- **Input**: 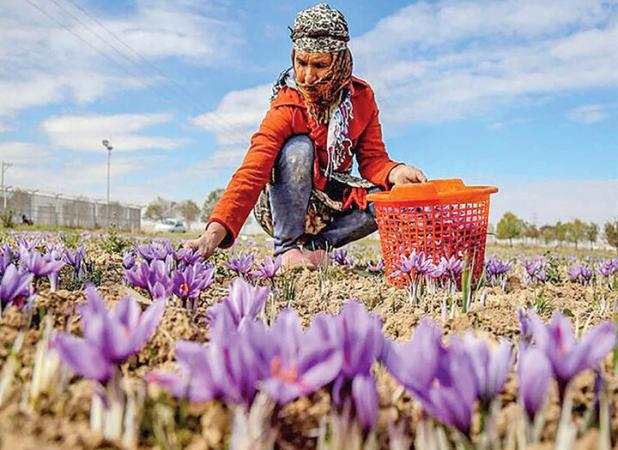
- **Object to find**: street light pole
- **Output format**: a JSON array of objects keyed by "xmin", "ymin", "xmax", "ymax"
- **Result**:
[
  {"xmin": 102, "ymin": 140, "xmax": 113, "ymax": 227},
  {"xmin": 1, "ymin": 161, "xmax": 13, "ymax": 211}
]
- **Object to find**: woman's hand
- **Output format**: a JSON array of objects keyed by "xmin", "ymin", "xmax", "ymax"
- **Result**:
[
  {"xmin": 388, "ymin": 164, "xmax": 427, "ymax": 185},
  {"xmin": 183, "ymin": 222, "xmax": 228, "ymax": 258}
]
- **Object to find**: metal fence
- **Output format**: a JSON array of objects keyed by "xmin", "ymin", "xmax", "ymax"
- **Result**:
[{"xmin": 0, "ymin": 188, "xmax": 141, "ymax": 231}]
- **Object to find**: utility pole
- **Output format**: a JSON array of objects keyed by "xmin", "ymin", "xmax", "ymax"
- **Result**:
[
  {"xmin": 1, "ymin": 161, "xmax": 13, "ymax": 211},
  {"xmin": 102, "ymin": 140, "xmax": 113, "ymax": 227}
]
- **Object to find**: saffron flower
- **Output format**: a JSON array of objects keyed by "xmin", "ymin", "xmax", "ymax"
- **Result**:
[
  {"xmin": 527, "ymin": 311, "xmax": 616, "ymax": 400},
  {"xmin": 382, "ymin": 319, "xmax": 444, "ymax": 395},
  {"xmin": 20, "ymin": 248, "xmax": 65, "ymax": 278},
  {"xmin": 332, "ymin": 249, "xmax": 355, "ymax": 267},
  {"xmin": 461, "ymin": 333, "xmax": 512, "ymax": 406},
  {"xmin": 254, "ymin": 255, "xmax": 282, "ymax": 280},
  {"xmin": 0, "ymin": 243, "xmax": 16, "ymax": 274},
  {"xmin": 124, "ymin": 259, "xmax": 173, "ymax": 300},
  {"xmin": 55, "ymin": 284, "xmax": 165, "ymax": 383},
  {"xmin": 135, "ymin": 241, "xmax": 174, "ymax": 262},
  {"xmin": 366, "ymin": 259, "xmax": 385, "ymax": 273},
  {"xmin": 65, "ymin": 245, "xmax": 86, "ymax": 280},
  {"xmin": 174, "ymin": 247, "xmax": 202, "ymax": 268},
  {"xmin": 206, "ymin": 277, "xmax": 269, "ymax": 329},
  {"xmin": 485, "ymin": 256, "xmax": 511, "ymax": 290},
  {"xmin": 0, "ymin": 264, "xmax": 33, "ymax": 310},
  {"xmin": 518, "ymin": 345, "xmax": 552, "ymax": 421},
  {"xmin": 151, "ymin": 317, "xmax": 269, "ymax": 406},
  {"xmin": 225, "ymin": 253, "xmax": 255, "ymax": 277},
  {"xmin": 147, "ymin": 340, "xmax": 218, "ymax": 403},
  {"xmin": 524, "ymin": 257, "xmax": 547, "ymax": 284},
  {"xmin": 172, "ymin": 264, "xmax": 215, "ymax": 308},
  {"xmin": 330, "ymin": 301, "xmax": 383, "ymax": 429},
  {"xmin": 420, "ymin": 338, "xmax": 478, "ymax": 436},
  {"xmin": 256, "ymin": 309, "xmax": 343, "ymax": 405},
  {"xmin": 121, "ymin": 251, "xmax": 136, "ymax": 271}
]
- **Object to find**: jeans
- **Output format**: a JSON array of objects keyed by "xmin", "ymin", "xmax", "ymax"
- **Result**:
[{"xmin": 270, "ymin": 135, "xmax": 379, "ymax": 256}]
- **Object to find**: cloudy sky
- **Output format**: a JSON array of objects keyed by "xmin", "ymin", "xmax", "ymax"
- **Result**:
[{"xmin": 0, "ymin": 0, "xmax": 617, "ymax": 225}]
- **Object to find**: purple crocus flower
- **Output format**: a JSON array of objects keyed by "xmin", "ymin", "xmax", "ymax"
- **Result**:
[
  {"xmin": 330, "ymin": 301, "xmax": 383, "ymax": 428},
  {"xmin": 0, "ymin": 264, "xmax": 33, "ymax": 309},
  {"xmin": 444, "ymin": 255, "xmax": 464, "ymax": 282},
  {"xmin": 485, "ymin": 256, "xmax": 511, "ymax": 289},
  {"xmin": 122, "ymin": 251, "xmax": 136, "ymax": 271},
  {"xmin": 125, "ymin": 259, "xmax": 173, "ymax": 300},
  {"xmin": 461, "ymin": 334, "xmax": 512, "ymax": 406},
  {"xmin": 225, "ymin": 253, "xmax": 255, "ymax": 277},
  {"xmin": 0, "ymin": 243, "xmax": 15, "ymax": 275},
  {"xmin": 527, "ymin": 311, "xmax": 617, "ymax": 401},
  {"xmin": 254, "ymin": 256, "xmax": 282, "ymax": 280},
  {"xmin": 598, "ymin": 259, "xmax": 618, "ymax": 278},
  {"xmin": 151, "ymin": 316, "xmax": 268, "ymax": 406},
  {"xmin": 384, "ymin": 321, "xmax": 479, "ymax": 435},
  {"xmin": 55, "ymin": 284, "xmax": 165, "ymax": 383},
  {"xmin": 421, "ymin": 338, "xmax": 478, "ymax": 436},
  {"xmin": 20, "ymin": 248, "xmax": 65, "ymax": 278},
  {"xmin": 524, "ymin": 257, "xmax": 547, "ymax": 284},
  {"xmin": 256, "ymin": 309, "xmax": 343, "ymax": 405},
  {"xmin": 332, "ymin": 249, "xmax": 355, "ymax": 267},
  {"xmin": 206, "ymin": 277, "xmax": 269, "ymax": 329},
  {"xmin": 135, "ymin": 242, "xmax": 174, "ymax": 262},
  {"xmin": 580, "ymin": 266, "xmax": 593, "ymax": 283},
  {"xmin": 65, "ymin": 245, "xmax": 86, "ymax": 279},
  {"xmin": 174, "ymin": 247, "xmax": 202, "ymax": 268},
  {"xmin": 366, "ymin": 259, "xmax": 385, "ymax": 273},
  {"xmin": 567, "ymin": 264, "xmax": 582, "ymax": 282},
  {"xmin": 518, "ymin": 345, "xmax": 552, "ymax": 421},
  {"xmin": 147, "ymin": 340, "xmax": 218, "ymax": 402},
  {"xmin": 382, "ymin": 319, "xmax": 444, "ymax": 395},
  {"xmin": 172, "ymin": 264, "xmax": 215, "ymax": 306}
]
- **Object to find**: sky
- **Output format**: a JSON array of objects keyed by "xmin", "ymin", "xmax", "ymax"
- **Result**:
[{"xmin": 0, "ymin": 0, "xmax": 617, "ymax": 225}]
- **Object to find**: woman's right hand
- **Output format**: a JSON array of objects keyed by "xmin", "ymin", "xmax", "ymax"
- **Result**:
[{"xmin": 184, "ymin": 222, "xmax": 228, "ymax": 258}]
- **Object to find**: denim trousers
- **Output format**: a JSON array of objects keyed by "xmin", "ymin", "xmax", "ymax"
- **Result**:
[{"xmin": 269, "ymin": 134, "xmax": 379, "ymax": 256}]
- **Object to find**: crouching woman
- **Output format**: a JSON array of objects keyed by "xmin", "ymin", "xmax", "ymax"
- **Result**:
[{"xmin": 186, "ymin": 3, "xmax": 426, "ymax": 269}]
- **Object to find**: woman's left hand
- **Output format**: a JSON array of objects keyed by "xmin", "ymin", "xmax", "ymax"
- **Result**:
[{"xmin": 388, "ymin": 164, "xmax": 427, "ymax": 185}]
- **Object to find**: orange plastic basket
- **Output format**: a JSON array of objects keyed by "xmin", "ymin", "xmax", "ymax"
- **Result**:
[{"xmin": 367, "ymin": 179, "xmax": 498, "ymax": 286}]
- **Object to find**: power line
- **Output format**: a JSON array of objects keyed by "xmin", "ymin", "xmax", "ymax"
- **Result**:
[
  {"xmin": 49, "ymin": 0, "xmax": 244, "ymax": 142},
  {"xmin": 24, "ymin": 0, "xmax": 249, "ymax": 145}
]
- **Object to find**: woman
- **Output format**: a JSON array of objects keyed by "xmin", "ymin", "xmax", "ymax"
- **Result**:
[{"xmin": 186, "ymin": 3, "xmax": 426, "ymax": 269}]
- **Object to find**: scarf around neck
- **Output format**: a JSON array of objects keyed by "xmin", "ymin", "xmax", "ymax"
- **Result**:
[{"xmin": 271, "ymin": 64, "xmax": 354, "ymax": 179}]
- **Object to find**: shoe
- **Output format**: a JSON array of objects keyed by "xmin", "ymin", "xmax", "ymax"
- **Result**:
[
  {"xmin": 306, "ymin": 249, "xmax": 328, "ymax": 268},
  {"xmin": 281, "ymin": 249, "xmax": 316, "ymax": 270}
]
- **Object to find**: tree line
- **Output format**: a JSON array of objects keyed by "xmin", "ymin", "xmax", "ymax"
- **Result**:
[
  {"xmin": 495, "ymin": 211, "xmax": 618, "ymax": 251},
  {"xmin": 142, "ymin": 189, "xmax": 224, "ymax": 232}
]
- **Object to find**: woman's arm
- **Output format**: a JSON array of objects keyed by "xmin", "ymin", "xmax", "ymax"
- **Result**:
[{"xmin": 185, "ymin": 105, "xmax": 295, "ymax": 257}]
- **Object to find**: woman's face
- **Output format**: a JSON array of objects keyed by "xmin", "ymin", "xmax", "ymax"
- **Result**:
[{"xmin": 294, "ymin": 51, "xmax": 333, "ymax": 88}]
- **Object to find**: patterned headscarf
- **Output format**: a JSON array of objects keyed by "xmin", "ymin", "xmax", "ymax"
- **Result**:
[{"xmin": 290, "ymin": 3, "xmax": 349, "ymax": 53}]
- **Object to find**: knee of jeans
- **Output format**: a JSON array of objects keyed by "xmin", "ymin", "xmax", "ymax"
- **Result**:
[{"xmin": 279, "ymin": 135, "xmax": 314, "ymax": 180}]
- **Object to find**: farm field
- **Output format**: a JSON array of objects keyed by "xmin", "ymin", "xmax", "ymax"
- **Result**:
[{"xmin": 0, "ymin": 229, "xmax": 617, "ymax": 450}]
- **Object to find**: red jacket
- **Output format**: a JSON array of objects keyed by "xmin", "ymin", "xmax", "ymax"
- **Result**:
[{"xmin": 209, "ymin": 76, "xmax": 400, "ymax": 247}]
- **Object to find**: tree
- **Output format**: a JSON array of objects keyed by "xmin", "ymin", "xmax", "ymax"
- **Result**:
[
  {"xmin": 605, "ymin": 221, "xmax": 618, "ymax": 253},
  {"xmin": 565, "ymin": 219, "xmax": 586, "ymax": 249},
  {"xmin": 585, "ymin": 222, "xmax": 599, "ymax": 250},
  {"xmin": 201, "ymin": 188, "xmax": 225, "ymax": 223},
  {"xmin": 495, "ymin": 212, "xmax": 523, "ymax": 247},
  {"xmin": 540, "ymin": 225, "xmax": 555, "ymax": 246},
  {"xmin": 177, "ymin": 200, "xmax": 200, "ymax": 232},
  {"xmin": 143, "ymin": 197, "xmax": 175, "ymax": 222},
  {"xmin": 522, "ymin": 222, "xmax": 540, "ymax": 244},
  {"xmin": 554, "ymin": 221, "xmax": 567, "ymax": 246}
]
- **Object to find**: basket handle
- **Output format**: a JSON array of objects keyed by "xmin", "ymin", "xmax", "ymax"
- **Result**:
[{"xmin": 387, "ymin": 178, "xmax": 465, "ymax": 201}]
